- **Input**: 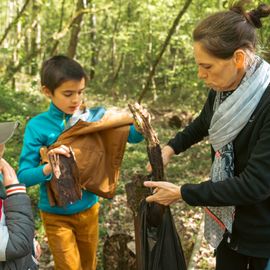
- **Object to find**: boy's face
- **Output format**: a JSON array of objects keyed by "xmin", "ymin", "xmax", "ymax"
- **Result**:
[{"xmin": 44, "ymin": 78, "xmax": 85, "ymax": 115}]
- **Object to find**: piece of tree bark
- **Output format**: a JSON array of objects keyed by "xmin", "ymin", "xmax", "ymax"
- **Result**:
[
  {"xmin": 126, "ymin": 103, "xmax": 166, "ymax": 269},
  {"xmin": 47, "ymin": 150, "xmax": 82, "ymax": 207},
  {"xmin": 128, "ymin": 103, "xmax": 164, "ymax": 181}
]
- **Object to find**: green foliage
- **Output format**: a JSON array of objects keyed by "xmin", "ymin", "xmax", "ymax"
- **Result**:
[
  {"xmin": 1, "ymin": 1, "xmax": 269, "ymax": 268},
  {"xmin": 0, "ymin": 81, "xmax": 47, "ymax": 168},
  {"xmin": 1, "ymin": 0, "xmax": 269, "ymax": 107}
]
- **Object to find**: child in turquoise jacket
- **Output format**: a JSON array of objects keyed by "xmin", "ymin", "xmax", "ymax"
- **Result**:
[{"xmin": 18, "ymin": 55, "xmax": 143, "ymax": 270}]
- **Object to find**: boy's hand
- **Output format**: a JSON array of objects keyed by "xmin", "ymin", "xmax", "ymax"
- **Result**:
[
  {"xmin": 0, "ymin": 158, "xmax": 19, "ymax": 187},
  {"xmin": 146, "ymin": 145, "xmax": 175, "ymax": 172},
  {"xmin": 48, "ymin": 145, "xmax": 71, "ymax": 158},
  {"xmin": 43, "ymin": 145, "xmax": 71, "ymax": 176}
]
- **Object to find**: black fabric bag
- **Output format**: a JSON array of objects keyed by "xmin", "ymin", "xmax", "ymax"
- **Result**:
[{"xmin": 140, "ymin": 200, "xmax": 187, "ymax": 270}]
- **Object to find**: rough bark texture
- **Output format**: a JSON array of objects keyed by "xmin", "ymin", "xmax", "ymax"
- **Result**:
[
  {"xmin": 125, "ymin": 103, "xmax": 166, "ymax": 269},
  {"xmin": 126, "ymin": 104, "xmax": 165, "ymax": 215},
  {"xmin": 47, "ymin": 151, "xmax": 82, "ymax": 207},
  {"xmin": 103, "ymin": 103, "xmax": 174, "ymax": 269}
]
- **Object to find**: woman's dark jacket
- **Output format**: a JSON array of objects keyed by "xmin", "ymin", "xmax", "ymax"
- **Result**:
[{"xmin": 168, "ymin": 85, "xmax": 270, "ymax": 258}]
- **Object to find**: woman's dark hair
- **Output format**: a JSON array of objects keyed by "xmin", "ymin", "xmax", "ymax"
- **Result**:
[
  {"xmin": 193, "ymin": 1, "xmax": 270, "ymax": 59},
  {"xmin": 40, "ymin": 55, "xmax": 87, "ymax": 94}
]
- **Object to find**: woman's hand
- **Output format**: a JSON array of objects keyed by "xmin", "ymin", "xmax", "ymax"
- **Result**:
[
  {"xmin": 146, "ymin": 145, "xmax": 175, "ymax": 172},
  {"xmin": 144, "ymin": 181, "xmax": 181, "ymax": 206},
  {"xmin": 0, "ymin": 158, "xmax": 19, "ymax": 187},
  {"xmin": 43, "ymin": 145, "xmax": 71, "ymax": 176}
]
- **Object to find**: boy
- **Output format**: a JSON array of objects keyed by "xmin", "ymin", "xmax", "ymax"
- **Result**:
[
  {"xmin": 18, "ymin": 55, "xmax": 143, "ymax": 270},
  {"xmin": 0, "ymin": 122, "xmax": 38, "ymax": 269}
]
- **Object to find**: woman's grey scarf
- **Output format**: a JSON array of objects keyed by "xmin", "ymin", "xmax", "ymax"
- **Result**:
[{"xmin": 204, "ymin": 57, "xmax": 270, "ymax": 249}]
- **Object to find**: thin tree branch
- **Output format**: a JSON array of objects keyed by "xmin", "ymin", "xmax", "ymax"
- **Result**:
[
  {"xmin": 0, "ymin": 0, "xmax": 31, "ymax": 46},
  {"xmin": 50, "ymin": 0, "xmax": 66, "ymax": 55},
  {"xmin": 2, "ymin": 4, "xmax": 112, "ymax": 84},
  {"xmin": 138, "ymin": 0, "xmax": 192, "ymax": 103},
  {"xmin": 67, "ymin": 0, "xmax": 85, "ymax": 58},
  {"xmin": 52, "ymin": 5, "xmax": 111, "ymax": 41}
]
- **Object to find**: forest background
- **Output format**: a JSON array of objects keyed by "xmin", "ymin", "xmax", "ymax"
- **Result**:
[{"xmin": 0, "ymin": 0, "xmax": 269, "ymax": 269}]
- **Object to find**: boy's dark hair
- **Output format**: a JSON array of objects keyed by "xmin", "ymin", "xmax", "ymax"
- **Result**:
[{"xmin": 40, "ymin": 55, "xmax": 87, "ymax": 94}]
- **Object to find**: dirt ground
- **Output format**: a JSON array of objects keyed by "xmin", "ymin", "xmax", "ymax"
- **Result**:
[{"xmin": 38, "ymin": 194, "xmax": 215, "ymax": 270}]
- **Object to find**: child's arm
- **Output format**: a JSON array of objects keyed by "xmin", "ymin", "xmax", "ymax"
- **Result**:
[
  {"xmin": 18, "ymin": 123, "xmax": 71, "ymax": 186},
  {"xmin": 18, "ymin": 123, "xmax": 52, "ymax": 187},
  {"xmin": 127, "ymin": 125, "xmax": 144, "ymax": 143}
]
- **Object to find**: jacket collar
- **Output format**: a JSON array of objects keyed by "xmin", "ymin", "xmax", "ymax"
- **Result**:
[{"xmin": 48, "ymin": 102, "xmax": 72, "ymax": 121}]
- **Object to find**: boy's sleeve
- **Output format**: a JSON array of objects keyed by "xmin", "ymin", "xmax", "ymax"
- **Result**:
[
  {"xmin": 127, "ymin": 125, "xmax": 144, "ymax": 143},
  {"xmin": 0, "ymin": 184, "xmax": 34, "ymax": 261},
  {"xmin": 18, "ymin": 122, "xmax": 51, "ymax": 187}
]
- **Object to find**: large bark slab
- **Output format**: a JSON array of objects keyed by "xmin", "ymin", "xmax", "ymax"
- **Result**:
[
  {"xmin": 126, "ymin": 103, "xmax": 166, "ymax": 269},
  {"xmin": 47, "ymin": 150, "xmax": 82, "ymax": 207}
]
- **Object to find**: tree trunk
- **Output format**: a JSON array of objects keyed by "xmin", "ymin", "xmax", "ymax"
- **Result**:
[
  {"xmin": 105, "ymin": 1, "xmax": 122, "ymax": 96},
  {"xmin": 30, "ymin": 0, "xmax": 41, "ymax": 75},
  {"xmin": 67, "ymin": 0, "xmax": 85, "ymax": 58},
  {"xmin": 50, "ymin": 0, "xmax": 66, "ymax": 55},
  {"xmin": 89, "ymin": 0, "xmax": 97, "ymax": 80},
  {"xmin": 138, "ymin": 0, "xmax": 193, "ymax": 103},
  {"xmin": 2, "ymin": 9, "xmax": 84, "ymax": 83},
  {"xmin": 2, "ymin": 4, "xmax": 109, "ymax": 83},
  {"xmin": 0, "ymin": 0, "xmax": 31, "ymax": 46}
]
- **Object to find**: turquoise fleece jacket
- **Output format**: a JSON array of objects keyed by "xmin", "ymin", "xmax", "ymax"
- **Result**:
[{"xmin": 18, "ymin": 102, "xmax": 143, "ymax": 215}]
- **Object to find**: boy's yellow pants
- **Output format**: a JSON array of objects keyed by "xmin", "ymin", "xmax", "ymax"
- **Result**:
[{"xmin": 41, "ymin": 203, "xmax": 99, "ymax": 270}]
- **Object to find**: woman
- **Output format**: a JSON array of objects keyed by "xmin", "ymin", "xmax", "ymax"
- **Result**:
[{"xmin": 144, "ymin": 2, "xmax": 270, "ymax": 270}]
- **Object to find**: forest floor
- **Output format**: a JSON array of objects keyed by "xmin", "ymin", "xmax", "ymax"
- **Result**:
[{"xmin": 33, "ymin": 105, "xmax": 216, "ymax": 270}]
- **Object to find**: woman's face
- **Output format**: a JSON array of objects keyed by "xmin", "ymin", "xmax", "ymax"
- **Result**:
[{"xmin": 193, "ymin": 42, "xmax": 245, "ymax": 92}]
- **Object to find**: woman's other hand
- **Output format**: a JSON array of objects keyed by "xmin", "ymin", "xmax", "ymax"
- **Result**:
[{"xmin": 144, "ymin": 181, "xmax": 181, "ymax": 206}]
